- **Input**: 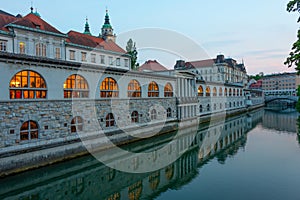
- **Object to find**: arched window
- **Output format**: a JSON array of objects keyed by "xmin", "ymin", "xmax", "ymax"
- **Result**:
[
  {"xmin": 149, "ymin": 171, "xmax": 160, "ymax": 191},
  {"xmin": 198, "ymin": 86, "xmax": 204, "ymax": 96},
  {"xmin": 36, "ymin": 43, "xmax": 46, "ymax": 57},
  {"xmin": 199, "ymin": 105, "xmax": 203, "ymax": 113},
  {"xmin": 225, "ymin": 88, "xmax": 228, "ymax": 97},
  {"xmin": 213, "ymin": 87, "xmax": 217, "ymax": 97},
  {"xmin": 10, "ymin": 70, "xmax": 47, "ymax": 99},
  {"xmin": 71, "ymin": 116, "xmax": 84, "ymax": 133},
  {"xmin": 148, "ymin": 81, "xmax": 159, "ymax": 97},
  {"xmin": 106, "ymin": 113, "xmax": 115, "ymax": 127},
  {"xmin": 164, "ymin": 83, "xmax": 173, "ymax": 97},
  {"xmin": 237, "ymin": 89, "xmax": 240, "ymax": 97},
  {"xmin": 131, "ymin": 111, "xmax": 139, "ymax": 123},
  {"xmin": 240, "ymin": 90, "xmax": 243, "ymax": 96},
  {"xmin": 207, "ymin": 104, "xmax": 210, "ymax": 112},
  {"xmin": 20, "ymin": 121, "xmax": 38, "ymax": 141},
  {"xmin": 233, "ymin": 89, "xmax": 236, "ymax": 96},
  {"xmin": 219, "ymin": 88, "xmax": 223, "ymax": 96},
  {"xmin": 151, "ymin": 109, "xmax": 157, "ymax": 120},
  {"xmin": 229, "ymin": 88, "xmax": 232, "ymax": 96},
  {"xmin": 165, "ymin": 164, "xmax": 174, "ymax": 180},
  {"xmin": 128, "ymin": 181, "xmax": 143, "ymax": 200},
  {"xmin": 128, "ymin": 80, "xmax": 141, "ymax": 98},
  {"xmin": 206, "ymin": 86, "xmax": 211, "ymax": 97},
  {"xmin": 64, "ymin": 75, "xmax": 89, "ymax": 98},
  {"xmin": 100, "ymin": 77, "xmax": 119, "ymax": 98},
  {"xmin": 214, "ymin": 104, "xmax": 217, "ymax": 110},
  {"xmin": 167, "ymin": 108, "xmax": 172, "ymax": 118}
]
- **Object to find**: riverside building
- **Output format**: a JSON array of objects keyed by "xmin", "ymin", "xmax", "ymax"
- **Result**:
[{"xmin": 0, "ymin": 7, "xmax": 261, "ymax": 176}]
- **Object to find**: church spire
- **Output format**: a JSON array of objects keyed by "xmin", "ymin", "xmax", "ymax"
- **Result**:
[
  {"xmin": 83, "ymin": 17, "xmax": 92, "ymax": 35},
  {"xmin": 101, "ymin": 9, "xmax": 116, "ymax": 42},
  {"xmin": 103, "ymin": 9, "xmax": 112, "ymax": 29}
]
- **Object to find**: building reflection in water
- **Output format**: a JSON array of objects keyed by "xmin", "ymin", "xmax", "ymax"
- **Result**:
[
  {"xmin": 0, "ymin": 109, "xmax": 264, "ymax": 200},
  {"xmin": 262, "ymin": 109, "xmax": 299, "ymax": 133}
]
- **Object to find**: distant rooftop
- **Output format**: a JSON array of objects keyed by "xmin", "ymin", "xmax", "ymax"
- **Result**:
[{"xmin": 138, "ymin": 60, "xmax": 168, "ymax": 72}]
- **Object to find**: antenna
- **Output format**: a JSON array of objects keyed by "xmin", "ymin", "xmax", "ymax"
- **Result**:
[{"xmin": 30, "ymin": 1, "xmax": 34, "ymax": 13}]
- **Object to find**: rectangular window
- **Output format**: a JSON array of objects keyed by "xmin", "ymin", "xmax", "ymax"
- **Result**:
[
  {"xmin": 100, "ymin": 55, "xmax": 105, "ymax": 64},
  {"xmin": 55, "ymin": 47, "xmax": 61, "ymax": 59},
  {"xmin": 124, "ymin": 59, "xmax": 129, "ymax": 68},
  {"xmin": 0, "ymin": 40, "xmax": 7, "ymax": 52},
  {"xmin": 81, "ymin": 52, "xmax": 87, "ymax": 62},
  {"xmin": 109, "ymin": 56, "xmax": 113, "ymax": 65},
  {"xmin": 70, "ymin": 50, "xmax": 75, "ymax": 60},
  {"xmin": 19, "ymin": 42, "xmax": 25, "ymax": 54},
  {"xmin": 36, "ymin": 43, "xmax": 46, "ymax": 57},
  {"xmin": 91, "ymin": 54, "xmax": 96, "ymax": 63},
  {"xmin": 116, "ymin": 58, "xmax": 121, "ymax": 66}
]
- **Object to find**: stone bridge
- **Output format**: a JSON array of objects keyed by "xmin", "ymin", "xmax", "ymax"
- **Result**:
[{"xmin": 265, "ymin": 95, "xmax": 299, "ymax": 103}]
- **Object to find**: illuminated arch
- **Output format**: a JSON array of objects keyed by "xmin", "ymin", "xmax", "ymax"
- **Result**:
[
  {"xmin": 100, "ymin": 77, "xmax": 119, "ymax": 98},
  {"xmin": 64, "ymin": 74, "xmax": 89, "ymax": 98},
  {"xmin": 148, "ymin": 81, "xmax": 159, "ymax": 97},
  {"xmin": 10, "ymin": 70, "xmax": 47, "ymax": 99},
  {"xmin": 128, "ymin": 79, "xmax": 141, "ymax": 98}
]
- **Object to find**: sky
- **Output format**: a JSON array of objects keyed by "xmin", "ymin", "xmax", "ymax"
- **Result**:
[{"xmin": 2, "ymin": 0, "xmax": 299, "ymax": 75}]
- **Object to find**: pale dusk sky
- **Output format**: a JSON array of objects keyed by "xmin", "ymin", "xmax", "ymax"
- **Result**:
[{"xmin": 2, "ymin": 0, "xmax": 299, "ymax": 75}]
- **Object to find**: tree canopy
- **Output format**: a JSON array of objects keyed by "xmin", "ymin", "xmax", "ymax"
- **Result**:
[{"xmin": 285, "ymin": 0, "xmax": 300, "ymax": 73}]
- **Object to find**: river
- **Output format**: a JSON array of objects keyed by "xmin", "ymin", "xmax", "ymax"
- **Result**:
[{"xmin": 0, "ymin": 108, "xmax": 300, "ymax": 200}]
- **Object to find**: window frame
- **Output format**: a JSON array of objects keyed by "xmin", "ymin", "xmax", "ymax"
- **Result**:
[
  {"xmin": 9, "ymin": 70, "xmax": 47, "ymax": 99},
  {"xmin": 63, "ymin": 74, "xmax": 89, "ymax": 99},
  {"xmin": 148, "ymin": 81, "xmax": 159, "ymax": 97},
  {"xmin": 100, "ymin": 77, "xmax": 119, "ymax": 98},
  {"xmin": 20, "ymin": 120, "xmax": 39, "ymax": 141}
]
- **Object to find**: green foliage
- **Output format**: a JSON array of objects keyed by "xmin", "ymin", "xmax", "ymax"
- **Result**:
[
  {"xmin": 126, "ymin": 39, "xmax": 139, "ymax": 70},
  {"xmin": 249, "ymin": 74, "xmax": 263, "ymax": 81},
  {"xmin": 296, "ymin": 85, "xmax": 300, "ymax": 112},
  {"xmin": 285, "ymin": 0, "xmax": 300, "ymax": 73}
]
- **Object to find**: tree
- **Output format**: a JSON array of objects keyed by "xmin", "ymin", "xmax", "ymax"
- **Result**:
[
  {"xmin": 285, "ymin": 0, "xmax": 300, "ymax": 73},
  {"xmin": 296, "ymin": 85, "xmax": 300, "ymax": 112},
  {"xmin": 249, "ymin": 74, "xmax": 263, "ymax": 81},
  {"xmin": 126, "ymin": 39, "xmax": 139, "ymax": 70}
]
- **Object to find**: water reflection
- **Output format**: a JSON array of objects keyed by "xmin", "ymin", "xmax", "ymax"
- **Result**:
[
  {"xmin": 262, "ymin": 109, "xmax": 299, "ymax": 133},
  {"xmin": 0, "ymin": 109, "xmax": 264, "ymax": 200}
]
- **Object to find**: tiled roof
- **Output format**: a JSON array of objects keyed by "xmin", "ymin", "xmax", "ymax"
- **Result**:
[
  {"xmin": 189, "ymin": 59, "xmax": 215, "ymax": 68},
  {"xmin": 9, "ymin": 13, "xmax": 63, "ymax": 34},
  {"xmin": 67, "ymin": 31, "xmax": 126, "ymax": 53},
  {"xmin": 0, "ymin": 11, "xmax": 17, "ymax": 32},
  {"xmin": 138, "ymin": 60, "xmax": 168, "ymax": 72},
  {"xmin": 249, "ymin": 80, "xmax": 262, "ymax": 89}
]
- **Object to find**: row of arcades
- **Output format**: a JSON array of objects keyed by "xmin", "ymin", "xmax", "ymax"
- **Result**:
[
  {"xmin": 8, "ymin": 70, "xmax": 174, "ymax": 99},
  {"xmin": 8, "ymin": 70, "xmax": 245, "ymax": 100}
]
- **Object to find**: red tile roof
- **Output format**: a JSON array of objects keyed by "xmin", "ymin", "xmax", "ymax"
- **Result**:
[
  {"xmin": 10, "ymin": 13, "xmax": 63, "ymax": 34},
  {"xmin": 67, "ymin": 31, "xmax": 126, "ymax": 53},
  {"xmin": 189, "ymin": 59, "xmax": 215, "ymax": 68},
  {"xmin": 0, "ymin": 12, "xmax": 17, "ymax": 32},
  {"xmin": 138, "ymin": 60, "xmax": 168, "ymax": 72},
  {"xmin": 249, "ymin": 80, "xmax": 262, "ymax": 89}
]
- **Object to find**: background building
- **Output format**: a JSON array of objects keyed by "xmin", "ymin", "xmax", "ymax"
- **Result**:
[
  {"xmin": 189, "ymin": 54, "xmax": 247, "ymax": 85},
  {"xmin": 253, "ymin": 72, "xmax": 300, "ymax": 96}
]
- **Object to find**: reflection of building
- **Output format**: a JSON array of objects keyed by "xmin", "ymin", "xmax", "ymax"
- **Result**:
[
  {"xmin": 0, "ymin": 110, "xmax": 263, "ymax": 199},
  {"xmin": 262, "ymin": 110, "xmax": 299, "ymax": 133}
]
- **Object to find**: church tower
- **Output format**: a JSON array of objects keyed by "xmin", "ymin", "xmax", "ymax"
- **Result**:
[
  {"xmin": 83, "ymin": 17, "xmax": 92, "ymax": 35},
  {"xmin": 100, "ymin": 9, "xmax": 116, "ymax": 42}
]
